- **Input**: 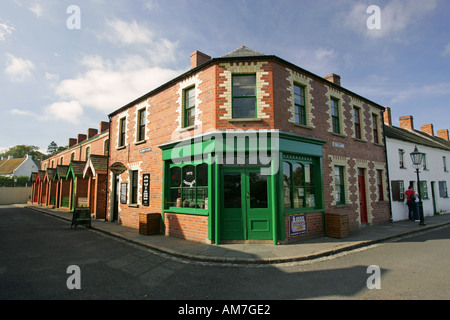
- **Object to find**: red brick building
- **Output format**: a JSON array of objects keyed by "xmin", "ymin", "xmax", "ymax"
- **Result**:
[
  {"xmin": 107, "ymin": 46, "xmax": 390, "ymax": 244},
  {"xmin": 32, "ymin": 121, "xmax": 109, "ymax": 219}
]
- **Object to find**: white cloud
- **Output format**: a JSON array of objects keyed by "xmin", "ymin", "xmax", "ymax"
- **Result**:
[
  {"xmin": 44, "ymin": 101, "xmax": 84, "ymax": 124},
  {"xmin": 291, "ymin": 47, "xmax": 339, "ymax": 77},
  {"xmin": 4, "ymin": 53, "xmax": 35, "ymax": 82},
  {"xmin": 104, "ymin": 19, "xmax": 153, "ymax": 46},
  {"xmin": 28, "ymin": 3, "xmax": 44, "ymax": 18},
  {"xmin": 45, "ymin": 72, "xmax": 59, "ymax": 81},
  {"xmin": 0, "ymin": 21, "xmax": 15, "ymax": 40},
  {"xmin": 10, "ymin": 109, "xmax": 36, "ymax": 117},
  {"xmin": 101, "ymin": 19, "xmax": 179, "ymax": 65},
  {"xmin": 53, "ymin": 54, "xmax": 182, "ymax": 116}
]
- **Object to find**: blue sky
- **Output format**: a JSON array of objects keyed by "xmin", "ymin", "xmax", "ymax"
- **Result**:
[{"xmin": 1, "ymin": 0, "xmax": 449, "ymax": 153}]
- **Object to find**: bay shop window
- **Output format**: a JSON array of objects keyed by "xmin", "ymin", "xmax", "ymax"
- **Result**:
[{"xmin": 167, "ymin": 163, "xmax": 209, "ymax": 210}]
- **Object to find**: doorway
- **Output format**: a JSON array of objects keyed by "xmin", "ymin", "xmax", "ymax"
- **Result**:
[
  {"xmin": 112, "ymin": 174, "xmax": 119, "ymax": 222},
  {"xmin": 358, "ymin": 168, "xmax": 368, "ymax": 224},
  {"xmin": 431, "ymin": 181, "xmax": 438, "ymax": 215},
  {"xmin": 221, "ymin": 167, "xmax": 272, "ymax": 240}
]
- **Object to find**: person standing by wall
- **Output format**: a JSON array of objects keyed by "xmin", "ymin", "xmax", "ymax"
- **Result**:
[{"xmin": 405, "ymin": 185, "xmax": 417, "ymax": 221}]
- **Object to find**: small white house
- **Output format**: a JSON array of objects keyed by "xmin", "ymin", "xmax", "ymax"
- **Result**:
[
  {"xmin": 384, "ymin": 111, "xmax": 450, "ymax": 221},
  {"xmin": 0, "ymin": 155, "xmax": 38, "ymax": 178}
]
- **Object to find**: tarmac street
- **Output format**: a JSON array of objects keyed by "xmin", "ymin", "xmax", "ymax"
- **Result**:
[
  {"xmin": 0, "ymin": 205, "xmax": 449, "ymax": 300},
  {"xmin": 21, "ymin": 204, "xmax": 450, "ymax": 265}
]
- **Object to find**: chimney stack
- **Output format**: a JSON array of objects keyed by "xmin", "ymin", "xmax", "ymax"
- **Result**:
[
  {"xmin": 99, "ymin": 121, "xmax": 110, "ymax": 133},
  {"xmin": 190, "ymin": 51, "xmax": 211, "ymax": 69},
  {"xmin": 68, "ymin": 138, "xmax": 77, "ymax": 147},
  {"xmin": 437, "ymin": 129, "xmax": 449, "ymax": 141},
  {"xmin": 324, "ymin": 73, "xmax": 341, "ymax": 86},
  {"xmin": 399, "ymin": 116, "xmax": 414, "ymax": 131},
  {"xmin": 87, "ymin": 128, "xmax": 98, "ymax": 139},
  {"xmin": 77, "ymin": 134, "xmax": 87, "ymax": 144},
  {"xmin": 383, "ymin": 107, "xmax": 392, "ymax": 126},
  {"xmin": 421, "ymin": 124, "xmax": 434, "ymax": 136}
]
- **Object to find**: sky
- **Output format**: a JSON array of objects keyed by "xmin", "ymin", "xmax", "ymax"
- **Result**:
[{"xmin": 1, "ymin": 0, "xmax": 449, "ymax": 154}]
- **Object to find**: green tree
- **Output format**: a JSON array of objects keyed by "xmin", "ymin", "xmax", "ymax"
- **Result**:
[
  {"xmin": 47, "ymin": 141, "xmax": 58, "ymax": 155},
  {"xmin": 0, "ymin": 145, "xmax": 45, "ymax": 162}
]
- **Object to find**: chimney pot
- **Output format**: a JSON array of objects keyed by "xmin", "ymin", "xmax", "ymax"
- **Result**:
[
  {"xmin": 399, "ymin": 115, "xmax": 414, "ymax": 131},
  {"xmin": 437, "ymin": 129, "xmax": 449, "ymax": 141},
  {"xmin": 421, "ymin": 124, "xmax": 434, "ymax": 136},
  {"xmin": 77, "ymin": 134, "xmax": 87, "ymax": 144},
  {"xmin": 383, "ymin": 107, "xmax": 392, "ymax": 126},
  {"xmin": 87, "ymin": 128, "xmax": 98, "ymax": 139},
  {"xmin": 68, "ymin": 138, "xmax": 77, "ymax": 147},
  {"xmin": 324, "ymin": 73, "xmax": 341, "ymax": 86},
  {"xmin": 190, "ymin": 51, "xmax": 211, "ymax": 69},
  {"xmin": 99, "ymin": 121, "xmax": 110, "ymax": 133}
]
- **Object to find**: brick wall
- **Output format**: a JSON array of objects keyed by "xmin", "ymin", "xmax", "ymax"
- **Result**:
[{"xmin": 164, "ymin": 212, "xmax": 209, "ymax": 243}]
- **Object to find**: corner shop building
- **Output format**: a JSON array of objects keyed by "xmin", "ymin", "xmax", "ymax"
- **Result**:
[{"xmin": 107, "ymin": 47, "xmax": 390, "ymax": 245}]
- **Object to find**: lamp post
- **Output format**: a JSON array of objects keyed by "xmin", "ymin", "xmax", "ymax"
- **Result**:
[{"xmin": 410, "ymin": 146, "xmax": 426, "ymax": 226}]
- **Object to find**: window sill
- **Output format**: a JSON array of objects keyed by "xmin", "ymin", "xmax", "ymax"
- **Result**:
[
  {"xmin": 165, "ymin": 207, "xmax": 209, "ymax": 216},
  {"xmin": 334, "ymin": 204, "xmax": 351, "ymax": 208},
  {"xmin": 128, "ymin": 204, "xmax": 139, "ymax": 208},
  {"xmin": 353, "ymin": 137, "xmax": 367, "ymax": 143},
  {"xmin": 116, "ymin": 145, "xmax": 126, "ymax": 151},
  {"xmin": 134, "ymin": 140, "xmax": 146, "ymax": 146},
  {"xmin": 177, "ymin": 125, "xmax": 197, "ymax": 133},
  {"xmin": 228, "ymin": 118, "xmax": 263, "ymax": 122},
  {"xmin": 330, "ymin": 132, "xmax": 346, "ymax": 138},
  {"xmin": 293, "ymin": 123, "xmax": 313, "ymax": 130},
  {"xmin": 374, "ymin": 142, "xmax": 384, "ymax": 147}
]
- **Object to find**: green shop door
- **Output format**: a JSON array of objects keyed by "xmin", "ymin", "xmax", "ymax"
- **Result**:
[{"xmin": 221, "ymin": 168, "xmax": 272, "ymax": 240}]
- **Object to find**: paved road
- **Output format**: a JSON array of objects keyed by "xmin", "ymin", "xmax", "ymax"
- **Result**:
[{"xmin": 1, "ymin": 206, "xmax": 449, "ymax": 301}]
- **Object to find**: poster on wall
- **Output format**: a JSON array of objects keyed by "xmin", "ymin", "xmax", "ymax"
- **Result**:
[
  {"xmin": 142, "ymin": 174, "xmax": 150, "ymax": 206},
  {"xmin": 290, "ymin": 214, "xmax": 307, "ymax": 237},
  {"xmin": 120, "ymin": 183, "xmax": 127, "ymax": 204}
]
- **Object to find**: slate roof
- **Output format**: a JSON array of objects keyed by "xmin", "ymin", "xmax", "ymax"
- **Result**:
[
  {"xmin": 89, "ymin": 155, "xmax": 108, "ymax": 172},
  {"xmin": 385, "ymin": 125, "xmax": 450, "ymax": 151},
  {"xmin": 67, "ymin": 161, "xmax": 87, "ymax": 178},
  {"xmin": 220, "ymin": 46, "xmax": 266, "ymax": 58},
  {"xmin": 55, "ymin": 165, "xmax": 69, "ymax": 179},
  {"xmin": 45, "ymin": 168, "xmax": 57, "ymax": 181},
  {"xmin": 83, "ymin": 155, "xmax": 108, "ymax": 177}
]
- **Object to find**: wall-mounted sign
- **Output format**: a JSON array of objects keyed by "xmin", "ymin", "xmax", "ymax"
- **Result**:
[
  {"xmin": 110, "ymin": 162, "xmax": 127, "ymax": 175},
  {"xmin": 139, "ymin": 147, "xmax": 152, "ymax": 154},
  {"xmin": 289, "ymin": 214, "xmax": 307, "ymax": 237},
  {"xmin": 142, "ymin": 174, "xmax": 150, "ymax": 206},
  {"xmin": 120, "ymin": 183, "xmax": 127, "ymax": 204},
  {"xmin": 333, "ymin": 142, "xmax": 345, "ymax": 149}
]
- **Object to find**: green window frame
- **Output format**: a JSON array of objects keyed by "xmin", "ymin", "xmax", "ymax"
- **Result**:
[
  {"xmin": 119, "ymin": 117, "xmax": 126, "ymax": 147},
  {"xmin": 232, "ymin": 74, "xmax": 256, "ymax": 118},
  {"xmin": 137, "ymin": 108, "xmax": 146, "ymax": 141},
  {"xmin": 354, "ymin": 107, "xmax": 361, "ymax": 139},
  {"xmin": 130, "ymin": 170, "xmax": 138, "ymax": 204},
  {"xmin": 419, "ymin": 181, "xmax": 429, "ymax": 199},
  {"xmin": 283, "ymin": 160, "xmax": 316, "ymax": 210},
  {"xmin": 439, "ymin": 181, "xmax": 448, "ymax": 198},
  {"xmin": 168, "ymin": 163, "xmax": 208, "ymax": 210},
  {"xmin": 372, "ymin": 114, "xmax": 379, "ymax": 144},
  {"xmin": 184, "ymin": 86, "xmax": 195, "ymax": 128},
  {"xmin": 334, "ymin": 166, "xmax": 345, "ymax": 204},
  {"xmin": 294, "ymin": 84, "xmax": 306, "ymax": 125},
  {"xmin": 331, "ymin": 98, "xmax": 340, "ymax": 134}
]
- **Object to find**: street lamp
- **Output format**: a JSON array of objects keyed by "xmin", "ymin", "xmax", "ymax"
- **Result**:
[{"xmin": 410, "ymin": 146, "xmax": 426, "ymax": 226}]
